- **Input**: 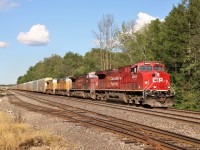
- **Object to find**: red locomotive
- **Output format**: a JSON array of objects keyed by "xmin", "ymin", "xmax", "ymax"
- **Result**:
[{"xmin": 70, "ymin": 62, "xmax": 174, "ymax": 107}]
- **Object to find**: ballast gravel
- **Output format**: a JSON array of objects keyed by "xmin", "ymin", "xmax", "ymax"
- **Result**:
[
  {"xmin": 0, "ymin": 92, "xmax": 145, "ymax": 150},
  {"xmin": 51, "ymin": 96, "xmax": 200, "ymax": 140}
]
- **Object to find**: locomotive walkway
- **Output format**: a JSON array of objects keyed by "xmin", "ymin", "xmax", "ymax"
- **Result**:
[{"xmin": 7, "ymin": 91, "xmax": 200, "ymax": 150}]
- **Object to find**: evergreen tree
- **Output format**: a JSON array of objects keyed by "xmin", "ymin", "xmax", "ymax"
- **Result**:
[
  {"xmin": 146, "ymin": 19, "xmax": 164, "ymax": 61},
  {"xmin": 184, "ymin": 0, "xmax": 200, "ymax": 89},
  {"xmin": 162, "ymin": 2, "xmax": 189, "ymax": 74}
]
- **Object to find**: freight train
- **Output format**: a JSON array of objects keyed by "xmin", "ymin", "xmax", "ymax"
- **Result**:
[{"xmin": 10, "ymin": 62, "xmax": 175, "ymax": 107}]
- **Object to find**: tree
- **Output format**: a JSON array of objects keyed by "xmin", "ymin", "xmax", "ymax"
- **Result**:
[
  {"xmin": 42, "ymin": 54, "xmax": 64, "ymax": 78},
  {"xmin": 160, "ymin": 0, "xmax": 200, "ymax": 110},
  {"xmin": 93, "ymin": 14, "xmax": 118, "ymax": 70},
  {"xmin": 162, "ymin": 3, "xmax": 189, "ymax": 74},
  {"xmin": 117, "ymin": 21, "xmax": 140, "ymax": 64},
  {"xmin": 83, "ymin": 48, "xmax": 102, "ymax": 72},
  {"xmin": 63, "ymin": 51, "xmax": 84, "ymax": 76},
  {"xmin": 184, "ymin": 0, "xmax": 200, "ymax": 88},
  {"xmin": 118, "ymin": 20, "xmax": 160, "ymax": 63},
  {"xmin": 145, "ymin": 19, "xmax": 164, "ymax": 61}
]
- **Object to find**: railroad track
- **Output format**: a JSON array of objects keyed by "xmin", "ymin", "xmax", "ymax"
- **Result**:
[
  {"xmin": 14, "ymin": 90, "xmax": 200, "ymax": 126},
  {"xmin": 7, "ymin": 91, "xmax": 200, "ymax": 150},
  {"xmin": 167, "ymin": 108, "xmax": 200, "ymax": 115}
]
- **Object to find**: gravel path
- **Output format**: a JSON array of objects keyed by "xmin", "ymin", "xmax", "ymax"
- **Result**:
[{"xmin": 0, "ymin": 92, "xmax": 145, "ymax": 150}]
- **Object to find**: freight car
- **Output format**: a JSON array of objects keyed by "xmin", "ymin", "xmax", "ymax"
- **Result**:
[
  {"xmin": 11, "ymin": 78, "xmax": 52, "ymax": 93},
  {"xmin": 10, "ymin": 62, "xmax": 175, "ymax": 107}
]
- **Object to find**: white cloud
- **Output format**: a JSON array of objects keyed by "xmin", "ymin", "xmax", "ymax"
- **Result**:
[
  {"xmin": 17, "ymin": 24, "xmax": 50, "ymax": 46},
  {"xmin": 0, "ymin": 0, "xmax": 18, "ymax": 11},
  {"xmin": 134, "ymin": 12, "xmax": 158, "ymax": 31},
  {"xmin": 0, "ymin": 41, "xmax": 8, "ymax": 48}
]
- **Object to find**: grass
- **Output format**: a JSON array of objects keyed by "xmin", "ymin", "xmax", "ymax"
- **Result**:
[{"xmin": 0, "ymin": 112, "xmax": 76, "ymax": 150}]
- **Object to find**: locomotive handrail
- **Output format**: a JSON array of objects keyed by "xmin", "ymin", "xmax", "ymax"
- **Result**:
[{"xmin": 143, "ymin": 82, "xmax": 154, "ymax": 99}]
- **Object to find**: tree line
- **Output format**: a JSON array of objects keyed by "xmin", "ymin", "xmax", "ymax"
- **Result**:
[{"xmin": 17, "ymin": 0, "xmax": 200, "ymax": 110}]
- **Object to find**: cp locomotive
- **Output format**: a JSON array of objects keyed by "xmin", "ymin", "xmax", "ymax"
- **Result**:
[{"xmin": 10, "ymin": 61, "xmax": 175, "ymax": 107}]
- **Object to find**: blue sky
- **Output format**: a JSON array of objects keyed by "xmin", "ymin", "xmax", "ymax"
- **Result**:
[{"xmin": 0, "ymin": 0, "xmax": 181, "ymax": 84}]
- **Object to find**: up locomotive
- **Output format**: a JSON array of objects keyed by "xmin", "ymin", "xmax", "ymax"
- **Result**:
[{"xmin": 11, "ymin": 62, "xmax": 175, "ymax": 107}]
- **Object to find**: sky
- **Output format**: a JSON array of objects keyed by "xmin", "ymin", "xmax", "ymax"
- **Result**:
[{"xmin": 0, "ymin": 0, "xmax": 181, "ymax": 85}]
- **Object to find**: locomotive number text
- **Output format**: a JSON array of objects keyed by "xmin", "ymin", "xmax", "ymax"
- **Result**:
[{"xmin": 152, "ymin": 77, "xmax": 163, "ymax": 83}]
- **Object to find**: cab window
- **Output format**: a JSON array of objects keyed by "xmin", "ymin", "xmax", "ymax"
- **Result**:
[
  {"xmin": 153, "ymin": 66, "xmax": 163, "ymax": 71},
  {"xmin": 139, "ymin": 66, "xmax": 152, "ymax": 71},
  {"xmin": 131, "ymin": 67, "xmax": 138, "ymax": 74}
]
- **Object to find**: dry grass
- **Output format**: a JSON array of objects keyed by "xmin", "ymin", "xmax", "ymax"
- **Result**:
[
  {"xmin": 0, "ymin": 112, "xmax": 76, "ymax": 150},
  {"xmin": 0, "ymin": 90, "xmax": 5, "ymax": 97}
]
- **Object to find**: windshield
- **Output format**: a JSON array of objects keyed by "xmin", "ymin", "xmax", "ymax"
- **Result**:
[
  {"xmin": 153, "ymin": 66, "xmax": 163, "ymax": 71},
  {"xmin": 139, "ymin": 66, "xmax": 152, "ymax": 71}
]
